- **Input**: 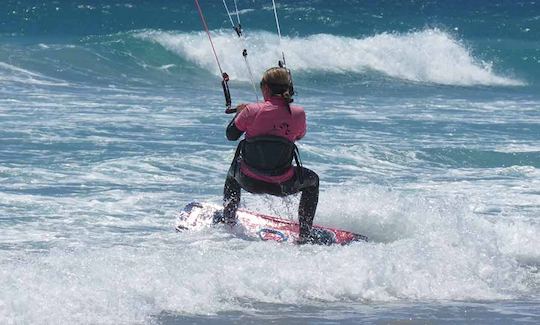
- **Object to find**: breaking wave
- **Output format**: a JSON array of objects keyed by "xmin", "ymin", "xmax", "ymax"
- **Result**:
[{"xmin": 137, "ymin": 28, "xmax": 524, "ymax": 87}]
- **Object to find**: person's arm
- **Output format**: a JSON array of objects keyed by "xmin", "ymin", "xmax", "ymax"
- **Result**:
[
  {"xmin": 226, "ymin": 118, "xmax": 243, "ymax": 140},
  {"xmin": 225, "ymin": 104, "xmax": 248, "ymax": 141}
]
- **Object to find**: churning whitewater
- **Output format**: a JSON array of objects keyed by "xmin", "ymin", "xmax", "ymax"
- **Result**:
[{"xmin": 1, "ymin": 0, "xmax": 539, "ymax": 324}]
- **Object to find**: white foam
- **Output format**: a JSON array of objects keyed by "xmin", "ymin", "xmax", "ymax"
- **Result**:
[
  {"xmin": 1, "ymin": 184, "xmax": 533, "ymax": 324},
  {"xmin": 1, "ymin": 162, "xmax": 537, "ymax": 323},
  {"xmin": 136, "ymin": 28, "xmax": 524, "ymax": 86}
]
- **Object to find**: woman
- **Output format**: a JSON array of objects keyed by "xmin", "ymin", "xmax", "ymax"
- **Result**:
[{"xmin": 221, "ymin": 67, "xmax": 319, "ymax": 243}]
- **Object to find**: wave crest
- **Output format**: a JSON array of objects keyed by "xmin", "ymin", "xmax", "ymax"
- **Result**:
[{"xmin": 137, "ymin": 28, "xmax": 524, "ymax": 87}]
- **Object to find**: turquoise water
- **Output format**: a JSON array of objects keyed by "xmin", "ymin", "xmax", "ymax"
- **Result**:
[{"xmin": 1, "ymin": 1, "xmax": 539, "ymax": 324}]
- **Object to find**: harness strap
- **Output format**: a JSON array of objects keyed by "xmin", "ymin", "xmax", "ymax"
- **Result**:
[
  {"xmin": 292, "ymin": 144, "xmax": 304, "ymax": 184},
  {"xmin": 231, "ymin": 136, "xmax": 304, "ymax": 183}
]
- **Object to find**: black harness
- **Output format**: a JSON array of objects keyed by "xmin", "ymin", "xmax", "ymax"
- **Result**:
[{"xmin": 232, "ymin": 136, "xmax": 303, "ymax": 183}]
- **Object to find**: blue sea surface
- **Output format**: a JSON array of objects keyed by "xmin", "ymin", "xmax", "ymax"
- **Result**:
[{"xmin": 1, "ymin": 1, "xmax": 539, "ymax": 324}]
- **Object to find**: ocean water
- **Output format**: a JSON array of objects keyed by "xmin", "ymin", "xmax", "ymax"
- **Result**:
[{"xmin": 1, "ymin": 0, "xmax": 539, "ymax": 324}]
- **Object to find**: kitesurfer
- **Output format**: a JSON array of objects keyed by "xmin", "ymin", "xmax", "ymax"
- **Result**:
[{"xmin": 221, "ymin": 67, "xmax": 319, "ymax": 244}]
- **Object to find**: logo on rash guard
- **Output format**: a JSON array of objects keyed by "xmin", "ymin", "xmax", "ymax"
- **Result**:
[{"xmin": 274, "ymin": 122, "xmax": 290, "ymax": 135}]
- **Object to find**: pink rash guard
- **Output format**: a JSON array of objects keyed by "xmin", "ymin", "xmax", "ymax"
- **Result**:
[{"xmin": 234, "ymin": 97, "xmax": 307, "ymax": 184}]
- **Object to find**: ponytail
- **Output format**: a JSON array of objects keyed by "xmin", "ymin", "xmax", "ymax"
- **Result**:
[
  {"xmin": 281, "ymin": 88, "xmax": 293, "ymax": 104},
  {"xmin": 281, "ymin": 88, "xmax": 293, "ymax": 113}
]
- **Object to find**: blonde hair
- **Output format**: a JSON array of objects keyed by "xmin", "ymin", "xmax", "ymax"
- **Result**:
[{"xmin": 261, "ymin": 67, "xmax": 294, "ymax": 104}]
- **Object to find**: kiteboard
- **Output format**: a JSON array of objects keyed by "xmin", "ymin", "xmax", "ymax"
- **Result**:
[{"xmin": 175, "ymin": 201, "xmax": 368, "ymax": 245}]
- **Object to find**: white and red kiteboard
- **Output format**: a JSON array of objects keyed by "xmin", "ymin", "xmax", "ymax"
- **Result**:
[{"xmin": 176, "ymin": 201, "xmax": 368, "ymax": 245}]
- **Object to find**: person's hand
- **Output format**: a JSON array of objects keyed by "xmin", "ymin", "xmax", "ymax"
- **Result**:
[{"xmin": 235, "ymin": 103, "xmax": 248, "ymax": 113}]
